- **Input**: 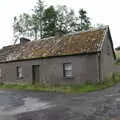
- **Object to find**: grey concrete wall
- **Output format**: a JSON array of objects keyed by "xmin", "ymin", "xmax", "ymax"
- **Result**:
[
  {"xmin": 0, "ymin": 55, "xmax": 99, "ymax": 85},
  {"xmin": 101, "ymin": 31, "xmax": 116, "ymax": 79},
  {"xmin": 114, "ymin": 65, "xmax": 120, "ymax": 73}
]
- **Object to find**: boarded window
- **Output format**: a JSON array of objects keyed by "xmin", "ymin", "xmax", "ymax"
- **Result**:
[
  {"xmin": 17, "ymin": 66, "xmax": 23, "ymax": 79},
  {"xmin": 63, "ymin": 63, "xmax": 72, "ymax": 78}
]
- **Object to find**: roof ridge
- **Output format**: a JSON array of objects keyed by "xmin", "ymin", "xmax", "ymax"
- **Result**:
[
  {"xmin": 0, "ymin": 26, "xmax": 107, "ymax": 62},
  {"xmin": 3, "ymin": 44, "xmax": 20, "ymax": 48},
  {"xmin": 31, "ymin": 36, "xmax": 55, "ymax": 43},
  {"xmin": 64, "ymin": 25, "xmax": 109, "ymax": 37},
  {"xmin": 23, "ymin": 26, "xmax": 109, "ymax": 43}
]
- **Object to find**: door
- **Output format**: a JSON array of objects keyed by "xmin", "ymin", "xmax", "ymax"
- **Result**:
[{"xmin": 32, "ymin": 65, "xmax": 40, "ymax": 84}]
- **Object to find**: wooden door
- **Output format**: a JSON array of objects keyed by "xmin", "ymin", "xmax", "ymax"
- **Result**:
[{"xmin": 32, "ymin": 65, "xmax": 40, "ymax": 84}]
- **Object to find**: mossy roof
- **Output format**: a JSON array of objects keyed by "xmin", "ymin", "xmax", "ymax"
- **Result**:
[{"xmin": 0, "ymin": 27, "xmax": 107, "ymax": 62}]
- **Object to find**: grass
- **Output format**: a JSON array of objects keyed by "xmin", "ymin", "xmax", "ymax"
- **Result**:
[
  {"xmin": 116, "ymin": 52, "xmax": 120, "ymax": 58},
  {"xmin": 0, "ymin": 73, "xmax": 120, "ymax": 93},
  {"xmin": 115, "ymin": 51, "xmax": 120, "ymax": 65}
]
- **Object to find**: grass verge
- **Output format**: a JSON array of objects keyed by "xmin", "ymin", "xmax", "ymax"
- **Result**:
[{"xmin": 0, "ymin": 73, "xmax": 120, "ymax": 93}]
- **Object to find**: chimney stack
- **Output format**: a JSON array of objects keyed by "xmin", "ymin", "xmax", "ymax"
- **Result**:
[
  {"xmin": 55, "ymin": 31, "xmax": 63, "ymax": 39},
  {"xmin": 20, "ymin": 37, "xmax": 30, "ymax": 45}
]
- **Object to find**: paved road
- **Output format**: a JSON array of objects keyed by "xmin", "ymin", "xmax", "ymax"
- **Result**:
[{"xmin": 0, "ymin": 84, "xmax": 120, "ymax": 120}]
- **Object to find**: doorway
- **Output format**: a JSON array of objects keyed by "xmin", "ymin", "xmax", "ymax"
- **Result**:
[{"xmin": 32, "ymin": 65, "xmax": 40, "ymax": 84}]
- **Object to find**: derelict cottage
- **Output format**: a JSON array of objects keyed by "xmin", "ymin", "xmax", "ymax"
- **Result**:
[{"xmin": 0, "ymin": 26, "xmax": 116, "ymax": 85}]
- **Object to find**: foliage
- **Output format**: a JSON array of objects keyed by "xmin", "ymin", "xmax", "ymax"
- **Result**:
[
  {"xmin": 115, "ymin": 51, "xmax": 120, "ymax": 64},
  {"xmin": 13, "ymin": 13, "xmax": 32, "ymax": 44},
  {"xmin": 56, "ymin": 5, "xmax": 77, "ymax": 34},
  {"xmin": 33, "ymin": 0, "xmax": 45, "ymax": 39},
  {"xmin": 116, "ymin": 58, "xmax": 120, "ymax": 65},
  {"xmin": 1, "ymin": 73, "xmax": 120, "ymax": 93},
  {"xmin": 42, "ymin": 6, "xmax": 57, "ymax": 38},
  {"xmin": 13, "ymin": 0, "xmax": 92, "ymax": 42},
  {"xmin": 115, "ymin": 46, "xmax": 120, "ymax": 51},
  {"xmin": 77, "ymin": 9, "xmax": 91, "ymax": 31}
]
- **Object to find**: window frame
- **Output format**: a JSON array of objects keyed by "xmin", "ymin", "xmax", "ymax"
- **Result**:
[
  {"xmin": 63, "ymin": 63, "xmax": 73, "ymax": 78},
  {"xmin": 16, "ymin": 66, "xmax": 23, "ymax": 79}
]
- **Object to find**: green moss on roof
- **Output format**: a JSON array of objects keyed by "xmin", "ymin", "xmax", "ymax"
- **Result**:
[{"xmin": 0, "ymin": 27, "xmax": 106, "ymax": 62}]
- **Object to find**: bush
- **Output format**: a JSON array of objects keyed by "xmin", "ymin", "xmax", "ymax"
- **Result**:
[{"xmin": 116, "ymin": 58, "xmax": 120, "ymax": 65}]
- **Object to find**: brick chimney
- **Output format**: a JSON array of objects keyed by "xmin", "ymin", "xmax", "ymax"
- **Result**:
[{"xmin": 20, "ymin": 37, "xmax": 30, "ymax": 45}]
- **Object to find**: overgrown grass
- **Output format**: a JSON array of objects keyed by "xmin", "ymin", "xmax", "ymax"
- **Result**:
[
  {"xmin": 116, "ymin": 51, "xmax": 120, "ymax": 58},
  {"xmin": 0, "ymin": 73, "xmax": 120, "ymax": 93},
  {"xmin": 116, "ymin": 58, "xmax": 120, "ymax": 65},
  {"xmin": 115, "ymin": 51, "xmax": 120, "ymax": 65}
]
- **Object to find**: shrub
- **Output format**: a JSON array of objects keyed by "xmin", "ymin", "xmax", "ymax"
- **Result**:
[{"xmin": 116, "ymin": 58, "xmax": 120, "ymax": 65}]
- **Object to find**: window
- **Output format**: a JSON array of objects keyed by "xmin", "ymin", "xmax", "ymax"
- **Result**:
[
  {"xmin": 63, "ymin": 63, "xmax": 72, "ymax": 78},
  {"xmin": 17, "ymin": 66, "xmax": 23, "ymax": 79}
]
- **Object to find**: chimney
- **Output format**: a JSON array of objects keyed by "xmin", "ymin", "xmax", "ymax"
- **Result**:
[
  {"xmin": 20, "ymin": 37, "xmax": 30, "ymax": 45},
  {"xmin": 55, "ymin": 31, "xmax": 63, "ymax": 39}
]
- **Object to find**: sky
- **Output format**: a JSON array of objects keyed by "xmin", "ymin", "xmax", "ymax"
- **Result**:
[{"xmin": 0, "ymin": 0, "xmax": 120, "ymax": 48}]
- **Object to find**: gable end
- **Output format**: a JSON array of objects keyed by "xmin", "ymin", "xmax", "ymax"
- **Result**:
[{"xmin": 101, "ymin": 26, "xmax": 116, "ymax": 59}]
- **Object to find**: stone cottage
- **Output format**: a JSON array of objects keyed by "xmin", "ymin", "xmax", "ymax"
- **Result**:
[{"xmin": 0, "ymin": 26, "xmax": 116, "ymax": 85}]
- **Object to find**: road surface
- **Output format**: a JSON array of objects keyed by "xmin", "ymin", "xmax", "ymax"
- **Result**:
[{"xmin": 0, "ymin": 84, "xmax": 120, "ymax": 120}]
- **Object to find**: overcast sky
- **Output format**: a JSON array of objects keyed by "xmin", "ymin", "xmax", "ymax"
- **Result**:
[{"xmin": 0, "ymin": 0, "xmax": 119, "ymax": 48}]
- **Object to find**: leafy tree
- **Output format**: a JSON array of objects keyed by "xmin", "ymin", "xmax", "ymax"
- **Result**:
[
  {"xmin": 13, "ymin": 16, "xmax": 20, "ymax": 44},
  {"xmin": 30, "ymin": 14, "xmax": 40, "ymax": 40},
  {"xmin": 13, "ymin": 13, "xmax": 32, "ymax": 43},
  {"xmin": 33, "ymin": 0, "xmax": 45, "ymax": 38},
  {"xmin": 77, "ymin": 9, "xmax": 91, "ymax": 31},
  {"xmin": 42, "ymin": 6, "xmax": 57, "ymax": 38},
  {"xmin": 56, "ymin": 5, "xmax": 77, "ymax": 34},
  {"xmin": 115, "ymin": 46, "xmax": 120, "ymax": 51},
  {"xmin": 67, "ymin": 9, "xmax": 78, "ymax": 32},
  {"xmin": 13, "ymin": 1, "xmax": 93, "ymax": 42}
]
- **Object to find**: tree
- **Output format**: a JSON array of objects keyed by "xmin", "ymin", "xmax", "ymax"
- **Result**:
[
  {"xmin": 13, "ymin": 16, "xmax": 20, "ymax": 44},
  {"xmin": 33, "ymin": 0, "xmax": 45, "ymax": 38},
  {"xmin": 13, "ymin": 1, "xmax": 93, "ymax": 42},
  {"xmin": 30, "ymin": 14, "xmax": 40, "ymax": 40},
  {"xmin": 42, "ymin": 6, "xmax": 57, "ymax": 38},
  {"xmin": 66, "ymin": 9, "xmax": 78, "ymax": 32},
  {"xmin": 13, "ymin": 13, "xmax": 32, "ymax": 44},
  {"xmin": 13, "ymin": 0, "xmax": 45, "ymax": 41},
  {"xmin": 115, "ymin": 46, "xmax": 120, "ymax": 51},
  {"xmin": 77, "ymin": 9, "xmax": 91, "ymax": 31},
  {"xmin": 56, "ymin": 5, "xmax": 77, "ymax": 34}
]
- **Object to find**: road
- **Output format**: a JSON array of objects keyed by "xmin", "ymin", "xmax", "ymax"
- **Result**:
[{"xmin": 0, "ymin": 84, "xmax": 120, "ymax": 120}]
